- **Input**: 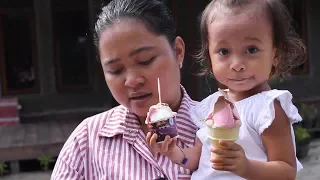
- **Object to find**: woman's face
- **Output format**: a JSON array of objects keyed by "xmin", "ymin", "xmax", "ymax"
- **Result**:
[{"xmin": 99, "ymin": 19, "xmax": 185, "ymax": 117}]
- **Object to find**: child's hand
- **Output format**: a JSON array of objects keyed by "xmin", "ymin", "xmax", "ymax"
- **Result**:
[
  {"xmin": 210, "ymin": 140, "xmax": 249, "ymax": 177},
  {"xmin": 146, "ymin": 132, "xmax": 178, "ymax": 157}
]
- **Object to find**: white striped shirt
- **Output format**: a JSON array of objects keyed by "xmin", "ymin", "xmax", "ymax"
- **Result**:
[{"xmin": 51, "ymin": 86, "xmax": 199, "ymax": 180}]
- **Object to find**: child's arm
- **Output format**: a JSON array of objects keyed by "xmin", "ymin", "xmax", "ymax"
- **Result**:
[
  {"xmin": 211, "ymin": 101, "xmax": 296, "ymax": 180},
  {"xmin": 246, "ymin": 101, "xmax": 296, "ymax": 179},
  {"xmin": 146, "ymin": 132, "xmax": 202, "ymax": 170}
]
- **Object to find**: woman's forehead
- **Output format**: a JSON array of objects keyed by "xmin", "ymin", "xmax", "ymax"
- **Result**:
[{"xmin": 98, "ymin": 20, "xmax": 170, "ymax": 62}]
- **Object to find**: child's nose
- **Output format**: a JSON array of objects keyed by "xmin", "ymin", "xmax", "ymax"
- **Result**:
[{"xmin": 230, "ymin": 58, "xmax": 246, "ymax": 72}]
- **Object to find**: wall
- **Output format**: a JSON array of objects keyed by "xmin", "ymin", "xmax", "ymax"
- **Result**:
[
  {"xmin": 171, "ymin": 0, "xmax": 218, "ymax": 101},
  {"xmin": 273, "ymin": 0, "xmax": 320, "ymax": 102},
  {"xmin": 8, "ymin": 0, "xmax": 317, "ymax": 122},
  {"xmin": 8, "ymin": 0, "xmax": 114, "ymax": 122}
]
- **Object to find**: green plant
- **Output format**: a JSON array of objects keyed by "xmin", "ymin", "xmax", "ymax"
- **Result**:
[
  {"xmin": 294, "ymin": 125, "xmax": 311, "ymax": 143},
  {"xmin": 294, "ymin": 125, "xmax": 311, "ymax": 159},
  {"xmin": 299, "ymin": 103, "xmax": 318, "ymax": 120},
  {"xmin": 269, "ymin": 76, "xmax": 285, "ymax": 85},
  {"xmin": 38, "ymin": 156, "xmax": 55, "ymax": 171},
  {"xmin": 269, "ymin": 73, "xmax": 292, "ymax": 87},
  {"xmin": 0, "ymin": 162, "xmax": 8, "ymax": 176}
]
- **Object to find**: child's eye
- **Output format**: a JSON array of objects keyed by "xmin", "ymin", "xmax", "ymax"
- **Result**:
[
  {"xmin": 218, "ymin": 48, "xmax": 230, "ymax": 56},
  {"xmin": 245, "ymin": 47, "xmax": 259, "ymax": 54}
]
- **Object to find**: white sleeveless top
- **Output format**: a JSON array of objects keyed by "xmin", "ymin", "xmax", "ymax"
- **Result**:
[{"xmin": 190, "ymin": 89, "xmax": 303, "ymax": 180}]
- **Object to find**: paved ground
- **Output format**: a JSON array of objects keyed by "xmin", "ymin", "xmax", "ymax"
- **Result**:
[
  {"xmin": 0, "ymin": 171, "xmax": 51, "ymax": 180},
  {"xmin": 1, "ymin": 139, "xmax": 320, "ymax": 180},
  {"xmin": 296, "ymin": 138, "xmax": 320, "ymax": 180}
]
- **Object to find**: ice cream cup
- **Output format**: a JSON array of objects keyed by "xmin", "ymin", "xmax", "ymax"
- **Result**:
[{"xmin": 150, "ymin": 116, "xmax": 179, "ymax": 142}]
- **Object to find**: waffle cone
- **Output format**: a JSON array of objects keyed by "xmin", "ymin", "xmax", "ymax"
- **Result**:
[{"xmin": 207, "ymin": 126, "xmax": 240, "ymax": 158}]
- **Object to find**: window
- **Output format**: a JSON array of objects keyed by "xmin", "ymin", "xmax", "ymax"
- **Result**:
[
  {"xmin": 53, "ymin": 9, "xmax": 90, "ymax": 91},
  {"xmin": 0, "ymin": 9, "xmax": 39, "ymax": 96}
]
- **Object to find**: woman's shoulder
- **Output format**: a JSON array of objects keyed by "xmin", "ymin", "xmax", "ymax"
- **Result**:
[
  {"xmin": 69, "ymin": 105, "xmax": 126, "ymax": 138},
  {"xmin": 87, "ymin": 105, "xmax": 127, "ymax": 128}
]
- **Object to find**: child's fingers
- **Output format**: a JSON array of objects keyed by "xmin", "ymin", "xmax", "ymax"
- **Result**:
[
  {"xmin": 212, "ymin": 163, "xmax": 236, "ymax": 172},
  {"xmin": 219, "ymin": 140, "xmax": 242, "ymax": 151},
  {"xmin": 211, "ymin": 157, "xmax": 236, "ymax": 166},
  {"xmin": 211, "ymin": 147, "xmax": 237, "ymax": 158}
]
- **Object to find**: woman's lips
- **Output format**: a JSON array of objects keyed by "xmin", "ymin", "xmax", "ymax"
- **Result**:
[
  {"xmin": 129, "ymin": 93, "xmax": 152, "ymax": 107},
  {"xmin": 130, "ymin": 93, "xmax": 152, "ymax": 100}
]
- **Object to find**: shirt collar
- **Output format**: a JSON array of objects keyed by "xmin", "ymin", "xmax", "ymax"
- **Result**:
[{"xmin": 99, "ymin": 85, "xmax": 198, "ymax": 147}]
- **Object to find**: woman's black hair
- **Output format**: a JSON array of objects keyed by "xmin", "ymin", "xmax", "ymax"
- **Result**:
[{"xmin": 94, "ymin": 0, "xmax": 176, "ymax": 59}]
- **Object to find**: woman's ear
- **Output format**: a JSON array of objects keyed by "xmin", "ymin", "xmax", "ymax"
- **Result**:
[{"xmin": 174, "ymin": 36, "xmax": 185, "ymax": 68}]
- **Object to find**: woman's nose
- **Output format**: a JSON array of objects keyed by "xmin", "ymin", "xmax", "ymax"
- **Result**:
[{"xmin": 124, "ymin": 70, "xmax": 145, "ymax": 88}]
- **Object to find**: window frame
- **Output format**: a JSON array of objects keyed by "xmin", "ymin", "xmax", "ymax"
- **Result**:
[
  {"xmin": 0, "ymin": 8, "xmax": 39, "ymax": 96},
  {"xmin": 52, "ymin": 6, "xmax": 91, "ymax": 92}
]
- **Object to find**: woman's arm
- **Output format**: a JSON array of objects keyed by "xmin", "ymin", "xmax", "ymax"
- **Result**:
[
  {"xmin": 51, "ymin": 120, "xmax": 88, "ymax": 180},
  {"xmin": 146, "ymin": 133, "xmax": 202, "ymax": 170},
  {"xmin": 167, "ymin": 138, "xmax": 202, "ymax": 170}
]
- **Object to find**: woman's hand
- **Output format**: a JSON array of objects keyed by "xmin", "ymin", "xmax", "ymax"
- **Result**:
[
  {"xmin": 146, "ymin": 132, "xmax": 178, "ymax": 157},
  {"xmin": 210, "ymin": 140, "xmax": 249, "ymax": 177}
]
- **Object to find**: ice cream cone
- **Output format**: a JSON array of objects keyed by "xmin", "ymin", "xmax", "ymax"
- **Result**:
[{"xmin": 207, "ymin": 126, "xmax": 240, "ymax": 158}]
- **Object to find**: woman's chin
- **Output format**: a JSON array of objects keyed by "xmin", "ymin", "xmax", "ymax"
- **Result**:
[{"xmin": 128, "ymin": 106, "xmax": 148, "ymax": 117}]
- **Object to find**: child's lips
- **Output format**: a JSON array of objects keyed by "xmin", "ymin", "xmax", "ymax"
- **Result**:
[
  {"xmin": 229, "ymin": 77, "xmax": 248, "ymax": 81},
  {"xmin": 228, "ymin": 77, "xmax": 252, "ymax": 84}
]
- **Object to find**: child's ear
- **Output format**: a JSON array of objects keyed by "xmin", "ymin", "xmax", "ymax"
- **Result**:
[
  {"xmin": 273, "ymin": 56, "xmax": 279, "ymax": 67},
  {"xmin": 272, "ymin": 48, "xmax": 280, "ymax": 67}
]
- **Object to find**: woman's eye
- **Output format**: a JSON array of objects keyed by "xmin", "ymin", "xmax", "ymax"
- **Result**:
[
  {"xmin": 246, "ymin": 47, "xmax": 259, "ymax": 54},
  {"xmin": 218, "ymin": 49, "xmax": 230, "ymax": 56},
  {"xmin": 140, "ymin": 56, "xmax": 156, "ymax": 65},
  {"xmin": 108, "ymin": 69, "xmax": 123, "ymax": 75}
]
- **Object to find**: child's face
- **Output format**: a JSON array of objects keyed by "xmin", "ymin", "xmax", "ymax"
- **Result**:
[{"xmin": 208, "ymin": 9, "xmax": 277, "ymax": 92}]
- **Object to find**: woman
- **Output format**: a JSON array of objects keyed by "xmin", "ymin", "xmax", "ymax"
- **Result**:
[{"xmin": 51, "ymin": 0, "xmax": 199, "ymax": 179}]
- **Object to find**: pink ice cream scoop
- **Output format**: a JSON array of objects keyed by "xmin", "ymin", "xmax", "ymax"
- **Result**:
[{"xmin": 205, "ymin": 90, "xmax": 241, "ymax": 128}]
